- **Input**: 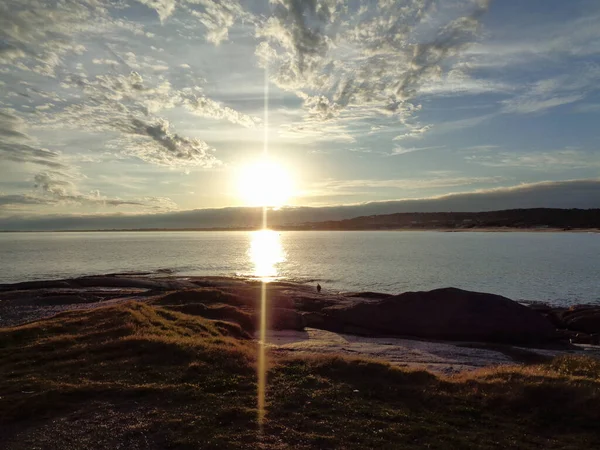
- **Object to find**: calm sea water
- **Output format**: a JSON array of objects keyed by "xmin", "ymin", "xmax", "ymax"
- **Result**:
[{"xmin": 0, "ymin": 231, "xmax": 598, "ymax": 306}]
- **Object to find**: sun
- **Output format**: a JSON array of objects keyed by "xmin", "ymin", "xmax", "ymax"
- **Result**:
[{"xmin": 237, "ymin": 160, "xmax": 294, "ymax": 207}]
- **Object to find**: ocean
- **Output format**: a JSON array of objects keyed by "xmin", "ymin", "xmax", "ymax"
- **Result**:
[{"xmin": 0, "ymin": 230, "xmax": 598, "ymax": 306}]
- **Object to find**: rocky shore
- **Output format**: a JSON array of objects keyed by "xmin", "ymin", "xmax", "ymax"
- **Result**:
[{"xmin": 1, "ymin": 274, "xmax": 599, "ymax": 373}]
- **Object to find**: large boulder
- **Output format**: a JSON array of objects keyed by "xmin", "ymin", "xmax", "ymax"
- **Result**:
[
  {"xmin": 322, "ymin": 287, "xmax": 557, "ymax": 344},
  {"xmin": 562, "ymin": 307, "xmax": 600, "ymax": 334}
]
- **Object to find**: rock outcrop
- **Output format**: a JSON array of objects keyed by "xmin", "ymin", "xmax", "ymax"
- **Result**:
[
  {"xmin": 1, "ymin": 276, "xmax": 590, "ymax": 345},
  {"xmin": 321, "ymin": 287, "xmax": 557, "ymax": 344},
  {"xmin": 562, "ymin": 307, "xmax": 600, "ymax": 334}
]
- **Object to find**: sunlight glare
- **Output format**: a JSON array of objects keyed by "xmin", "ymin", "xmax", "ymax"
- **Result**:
[
  {"xmin": 238, "ymin": 160, "xmax": 293, "ymax": 208},
  {"xmin": 249, "ymin": 229, "xmax": 285, "ymax": 280}
]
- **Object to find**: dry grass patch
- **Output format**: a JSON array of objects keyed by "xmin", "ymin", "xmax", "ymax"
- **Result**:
[{"xmin": 1, "ymin": 303, "xmax": 599, "ymax": 449}]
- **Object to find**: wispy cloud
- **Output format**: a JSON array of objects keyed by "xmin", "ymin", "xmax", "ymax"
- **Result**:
[
  {"xmin": 572, "ymin": 103, "xmax": 600, "ymax": 114},
  {"xmin": 305, "ymin": 175, "xmax": 505, "ymax": 196},
  {"xmin": 390, "ymin": 145, "xmax": 445, "ymax": 156},
  {"xmin": 463, "ymin": 12, "xmax": 600, "ymax": 69},
  {"xmin": 1, "ymin": 102, "xmax": 181, "ymax": 213},
  {"xmin": 185, "ymin": 0, "xmax": 249, "ymax": 45},
  {"xmin": 35, "ymin": 71, "xmax": 258, "ymax": 167},
  {"xmin": 1, "ymin": 1, "xmax": 259, "ymax": 169},
  {"xmin": 0, "ymin": 169, "xmax": 178, "ymax": 214},
  {"xmin": 418, "ymin": 69, "xmax": 514, "ymax": 96},
  {"xmin": 499, "ymin": 70, "xmax": 600, "ymax": 115},
  {"xmin": 0, "ymin": 109, "xmax": 69, "ymax": 170},
  {"xmin": 466, "ymin": 148, "xmax": 600, "ymax": 169},
  {"xmin": 392, "ymin": 125, "xmax": 433, "ymax": 141}
]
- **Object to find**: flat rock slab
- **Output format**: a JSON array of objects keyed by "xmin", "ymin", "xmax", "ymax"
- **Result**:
[{"xmin": 261, "ymin": 328, "xmax": 581, "ymax": 375}]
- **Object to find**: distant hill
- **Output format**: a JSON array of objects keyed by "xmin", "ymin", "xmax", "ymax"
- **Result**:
[
  {"xmin": 281, "ymin": 208, "xmax": 600, "ymax": 231},
  {"xmin": 3, "ymin": 208, "xmax": 599, "ymax": 232},
  {"xmin": 2, "ymin": 178, "xmax": 600, "ymax": 231}
]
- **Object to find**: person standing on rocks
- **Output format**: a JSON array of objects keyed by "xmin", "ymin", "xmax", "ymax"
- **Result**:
[{"xmin": 317, "ymin": 283, "xmax": 322, "ymax": 293}]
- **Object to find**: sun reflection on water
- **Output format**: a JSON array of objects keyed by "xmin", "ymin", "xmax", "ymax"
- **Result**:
[
  {"xmin": 249, "ymin": 229, "xmax": 285, "ymax": 281},
  {"xmin": 250, "ymin": 229, "xmax": 285, "ymax": 431}
]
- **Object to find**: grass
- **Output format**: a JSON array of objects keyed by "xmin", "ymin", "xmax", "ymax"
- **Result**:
[{"xmin": 1, "ymin": 301, "xmax": 600, "ymax": 449}]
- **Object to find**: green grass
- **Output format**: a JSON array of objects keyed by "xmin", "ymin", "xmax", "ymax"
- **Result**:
[{"xmin": 1, "ymin": 301, "xmax": 599, "ymax": 449}]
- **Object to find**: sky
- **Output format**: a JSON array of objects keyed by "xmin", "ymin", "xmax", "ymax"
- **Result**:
[{"xmin": 1, "ymin": 0, "xmax": 599, "ymax": 229}]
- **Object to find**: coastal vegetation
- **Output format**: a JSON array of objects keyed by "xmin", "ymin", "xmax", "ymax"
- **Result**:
[
  {"xmin": 287, "ymin": 208, "xmax": 600, "ymax": 231},
  {"xmin": 2, "ymin": 297, "xmax": 600, "ymax": 449}
]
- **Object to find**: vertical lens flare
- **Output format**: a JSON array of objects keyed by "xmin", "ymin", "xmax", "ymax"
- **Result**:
[
  {"xmin": 252, "ymin": 231, "xmax": 285, "ymax": 432},
  {"xmin": 258, "ymin": 59, "xmax": 269, "ymax": 434},
  {"xmin": 257, "ymin": 280, "xmax": 267, "ymax": 429}
]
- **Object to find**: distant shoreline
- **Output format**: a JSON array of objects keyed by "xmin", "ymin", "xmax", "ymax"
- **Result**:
[
  {"xmin": 2, "ymin": 208, "xmax": 599, "ymax": 232},
  {"xmin": 2, "ymin": 227, "xmax": 599, "ymax": 233}
]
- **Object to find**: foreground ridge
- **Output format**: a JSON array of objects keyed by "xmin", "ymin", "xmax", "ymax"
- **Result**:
[{"xmin": 1, "ymin": 297, "xmax": 599, "ymax": 449}]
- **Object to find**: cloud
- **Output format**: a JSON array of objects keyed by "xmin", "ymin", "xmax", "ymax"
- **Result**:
[
  {"xmin": 466, "ymin": 149, "xmax": 600, "ymax": 169},
  {"xmin": 390, "ymin": 145, "xmax": 445, "ymax": 156},
  {"xmin": 135, "ymin": 0, "xmax": 177, "ymax": 23},
  {"xmin": 2, "ymin": 178, "xmax": 599, "ymax": 230},
  {"xmin": 572, "ymin": 103, "xmax": 600, "ymax": 114},
  {"xmin": 37, "ymin": 71, "xmax": 258, "ymax": 167},
  {"xmin": 0, "ymin": 108, "xmax": 180, "ymax": 213},
  {"xmin": 464, "ymin": 145, "xmax": 500, "ymax": 152},
  {"xmin": 1, "ymin": 1, "xmax": 257, "ymax": 169},
  {"xmin": 0, "ymin": 170, "xmax": 179, "ymax": 214},
  {"xmin": 1, "ymin": 0, "xmax": 496, "ymax": 154},
  {"xmin": 502, "ymin": 95, "xmax": 584, "ymax": 115},
  {"xmin": 0, "ymin": 109, "xmax": 70, "ymax": 169},
  {"xmin": 117, "ymin": 118, "xmax": 219, "ymax": 167},
  {"xmin": 0, "ymin": 142, "xmax": 69, "ymax": 169},
  {"xmin": 390, "ymin": 1, "xmax": 491, "ymax": 101},
  {"xmin": 33, "ymin": 172, "xmax": 75, "ymax": 196},
  {"xmin": 500, "ymin": 63, "xmax": 600, "ymax": 115},
  {"xmin": 183, "ymin": 92, "xmax": 260, "ymax": 128},
  {"xmin": 463, "ymin": 12, "xmax": 600, "ymax": 69},
  {"xmin": 0, "ymin": 194, "xmax": 57, "ymax": 207},
  {"xmin": 0, "ymin": 108, "xmax": 126, "ymax": 211},
  {"xmin": 256, "ymin": 0, "xmax": 492, "ymax": 138},
  {"xmin": 0, "ymin": 0, "xmax": 88, "ymax": 75},
  {"xmin": 393, "ymin": 125, "xmax": 432, "ymax": 141},
  {"xmin": 430, "ymin": 112, "xmax": 497, "ymax": 134},
  {"xmin": 0, "ymin": 110, "xmax": 29, "ymax": 141},
  {"xmin": 302, "ymin": 94, "xmax": 341, "ymax": 121},
  {"xmin": 31, "ymin": 171, "xmax": 142, "ymax": 207},
  {"xmin": 186, "ymin": 0, "xmax": 248, "ymax": 45},
  {"xmin": 92, "ymin": 58, "xmax": 120, "ymax": 66},
  {"xmin": 0, "ymin": 0, "xmax": 144, "ymax": 77},
  {"xmin": 279, "ymin": 122, "xmax": 356, "ymax": 143},
  {"xmin": 418, "ymin": 69, "xmax": 513, "ymax": 96},
  {"xmin": 306, "ymin": 175, "xmax": 505, "ymax": 193},
  {"xmin": 256, "ymin": 0, "xmax": 334, "ymax": 78}
]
